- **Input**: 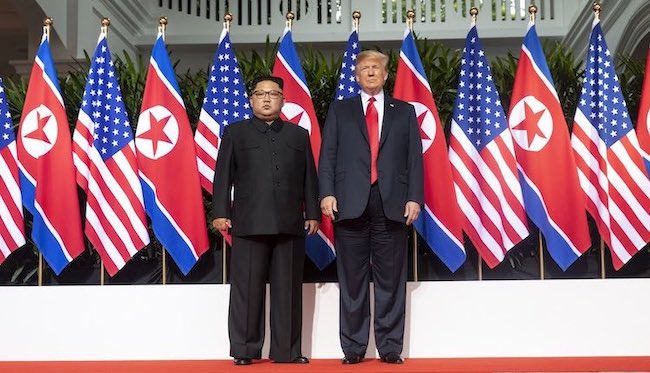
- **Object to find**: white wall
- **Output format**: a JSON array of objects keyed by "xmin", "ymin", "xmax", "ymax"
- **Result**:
[{"xmin": 2, "ymin": 279, "xmax": 650, "ymax": 361}]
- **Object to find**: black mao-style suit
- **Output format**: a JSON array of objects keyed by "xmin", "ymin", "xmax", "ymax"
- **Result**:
[
  {"xmin": 319, "ymin": 95, "xmax": 423, "ymax": 358},
  {"xmin": 212, "ymin": 117, "xmax": 319, "ymax": 362}
]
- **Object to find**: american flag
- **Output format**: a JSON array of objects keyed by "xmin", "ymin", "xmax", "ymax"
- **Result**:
[
  {"xmin": 571, "ymin": 19, "xmax": 650, "ymax": 270},
  {"xmin": 636, "ymin": 48, "xmax": 650, "ymax": 175},
  {"xmin": 448, "ymin": 24, "xmax": 529, "ymax": 268},
  {"xmin": 195, "ymin": 27, "xmax": 251, "ymax": 194},
  {"xmin": 334, "ymin": 29, "xmax": 361, "ymax": 101},
  {"xmin": 0, "ymin": 78, "xmax": 25, "ymax": 266},
  {"xmin": 72, "ymin": 30, "xmax": 149, "ymax": 276}
]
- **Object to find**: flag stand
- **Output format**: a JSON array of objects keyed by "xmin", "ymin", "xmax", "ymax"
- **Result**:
[
  {"xmin": 222, "ymin": 236, "xmax": 227, "ymax": 284},
  {"xmin": 600, "ymin": 239, "xmax": 606, "ymax": 279},
  {"xmin": 539, "ymin": 231, "xmax": 545, "ymax": 280},
  {"xmin": 38, "ymin": 252, "xmax": 43, "ymax": 286}
]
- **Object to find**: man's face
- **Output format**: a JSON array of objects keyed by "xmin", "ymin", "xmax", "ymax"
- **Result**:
[
  {"xmin": 249, "ymin": 80, "xmax": 284, "ymax": 121},
  {"xmin": 355, "ymin": 57, "xmax": 388, "ymax": 96}
]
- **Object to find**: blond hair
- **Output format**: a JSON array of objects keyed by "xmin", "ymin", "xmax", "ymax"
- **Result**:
[{"xmin": 356, "ymin": 50, "xmax": 389, "ymax": 71}]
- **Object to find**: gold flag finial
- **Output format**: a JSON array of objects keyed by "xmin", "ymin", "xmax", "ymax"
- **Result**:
[
  {"xmin": 470, "ymin": 7, "xmax": 479, "ymax": 24},
  {"xmin": 593, "ymin": 2, "xmax": 602, "ymax": 20},
  {"xmin": 286, "ymin": 11, "xmax": 295, "ymax": 29},
  {"xmin": 43, "ymin": 16, "xmax": 53, "ymax": 38},
  {"xmin": 158, "ymin": 16, "xmax": 168, "ymax": 38},
  {"xmin": 101, "ymin": 17, "xmax": 110, "ymax": 36},
  {"xmin": 528, "ymin": 4, "xmax": 538, "ymax": 23},
  {"xmin": 352, "ymin": 10, "xmax": 361, "ymax": 30},
  {"xmin": 406, "ymin": 9, "xmax": 415, "ymax": 31},
  {"xmin": 224, "ymin": 12, "xmax": 233, "ymax": 30}
]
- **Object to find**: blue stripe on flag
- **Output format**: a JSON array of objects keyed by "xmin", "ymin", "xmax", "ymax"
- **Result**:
[
  {"xmin": 523, "ymin": 25, "xmax": 554, "ymax": 85},
  {"xmin": 151, "ymin": 36, "xmax": 182, "ymax": 96},
  {"xmin": 413, "ymin": 212, "xmax": 466, "ymax": 272},
  {"xmin": 401, "ymin": 32, "xmax": 428, "ymax": 79},
  {"xmin": 306, "ymin": 234, "xmax": 336, "ymax": 270},
  {"xmin": 278, "ymin": 30, "xmax": 308, "ymax": 86},
  {"xmin": 20, "ymin": 171, "xmax": 70, "ymax": 274},
  {"xmin": 519, "ymin": 173, "xmax": 579, "ymax": 271},
  {"xmin": 36, "ymin": 38, "xmax": 62, "ymax": 94},
  {"xmin": 141, "ymin": 179, "xmax": 197, "ymax": 275}
]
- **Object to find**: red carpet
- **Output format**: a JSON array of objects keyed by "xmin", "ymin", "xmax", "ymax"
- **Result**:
[{"xmin": 2, "ymin": 357, "xmax": 650, "ymax": 372}]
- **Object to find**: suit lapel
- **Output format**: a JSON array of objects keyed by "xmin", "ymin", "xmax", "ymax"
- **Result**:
[
  {"xmin": 351, "ymin": 96, "xmax": 369, "ymax": 144},
  {"xmin": 380, "ymin": 96, "xmax": 395, "ymax": 149}
]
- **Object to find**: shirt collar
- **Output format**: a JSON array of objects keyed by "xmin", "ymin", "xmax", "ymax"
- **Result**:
[
  {"xmin": 360, "ymin": 90, "xmax": 385, "ymax": 104},
  {"xmin": 252, "ymin": 116, "xmax": 284, "ymax": 133}
]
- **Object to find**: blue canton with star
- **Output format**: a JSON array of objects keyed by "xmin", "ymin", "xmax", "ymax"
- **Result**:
[
  {"xmin": 334, "ymin": 30, "xmax": 361, "ymax": 101},
  {"xmin": 0, "ymin": 78, "xmax": 15, "ymax": 149},
  {"xmin": 81, "ymin": 36, "xmax": 133, "ymax": 161},
  {"xmin": 203, "ymin": 31, "xmax": 251, "ymax": 136},
  {"xmin": 453, "ymin": 26, "xmax": 508, "ymax": 152},
  {"xmin": 577, "ymin": 23, "xmax": 631, "ymax": 148}
]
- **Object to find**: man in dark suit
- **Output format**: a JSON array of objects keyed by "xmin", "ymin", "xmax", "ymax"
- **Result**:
[
  {"xmin": 319, "ymin": 50, "xmax": 424, "ymax": 365},
  {"xmin": 212, "ymin": 76, "xmax": 320, "ymax": 366}
]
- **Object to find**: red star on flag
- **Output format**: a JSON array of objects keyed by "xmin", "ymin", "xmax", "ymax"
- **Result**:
[
  {"xmin": 138, "ymin": 113, "xmax": 172, "ymax": 156},
  {"xmin": 417, "ymin": 110, "xmax": 430, "ymax": 141},
  {"xmin": 25, "ymin": 111, "xmax": 52, "ymax": 144},
  {"xmin": 512, "ymin": 102, "xmax": 546, "ymax": 147}
]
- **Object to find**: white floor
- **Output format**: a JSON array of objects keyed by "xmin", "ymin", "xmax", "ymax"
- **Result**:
[{"xmin": 2, "ymin": 279, "xmax": 650, "ymax": 360}]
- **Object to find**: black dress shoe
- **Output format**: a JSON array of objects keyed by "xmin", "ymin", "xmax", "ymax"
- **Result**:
[
  {"xmin": 291, "ymin": 356, "xmax": 309, "ymax": 364},
  {"xmin": 342, "ymin": 354, "xmax": 363, "ymax": 364},
  {"xmin": 233, "ymin": 357, "xmax": 252, "ymax": 365},
  {"xmin": 380, "ymin": 352, "xmax": 404, "ymax": 364}
]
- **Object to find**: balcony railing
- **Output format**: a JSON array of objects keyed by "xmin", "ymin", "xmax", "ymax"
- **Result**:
[{"xmin": 147, "ymin": 0, "xmax": 583, "ymax": 44}]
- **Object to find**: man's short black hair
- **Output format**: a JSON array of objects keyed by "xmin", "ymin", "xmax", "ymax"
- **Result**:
[{"xmin": 250, "ymin": 75, "xmax": 284, "ymax": 92}]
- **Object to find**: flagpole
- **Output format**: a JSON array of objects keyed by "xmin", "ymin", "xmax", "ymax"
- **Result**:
[
  {"xmin": 468, "ymin": 7, "xmax": 484, "ymax": 282},
  {"xmin": 404, "ymin": 9, "xmax": 420, "ymax": 281},
  {"xmin": 158, "ymin": 16, "xmax": 168, "ymax": 285},
  {"xmin": 37, "ymin": 16, "xmax": 53, "ymax": 287},
  {"xmin": 221, "ymin": 12, "xmax": 232, "ymax": 286},
  {"xmin": 99, "ymin": 17, "xmax": 111, "ymax": 286},
  {"xmin": 539, "ymin": 231, "xmax": 545, "ymax": 280},
  {"xmin": 600, "ymin": 238, "xmax": 606, "ymax": 279}
]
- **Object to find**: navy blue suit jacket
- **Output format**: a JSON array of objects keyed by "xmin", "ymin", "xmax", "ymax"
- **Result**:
[{"xmin": 319, "ymin": 95, "xmax": 424, "ymax": 223}]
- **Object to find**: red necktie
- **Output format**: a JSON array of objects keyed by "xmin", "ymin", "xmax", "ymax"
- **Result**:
[{"xmin": 365, "ymin": 96, "xmax": 379, "ymax": 184}]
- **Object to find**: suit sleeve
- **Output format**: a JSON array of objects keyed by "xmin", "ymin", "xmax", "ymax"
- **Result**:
[
  {"xmin": 303, "ymin": 131, "xmax": 320, "ymax": 221},
  {"xmin": 211, "ymin": 125, "xmax": 234, "ymax": 219},
  {"xmin": 319, "ymin": 103, "xmax": 338, "ymax": 199},
  {"xmin": 406, "ymin": 104, "xmax": 424, "ymax": 205}
]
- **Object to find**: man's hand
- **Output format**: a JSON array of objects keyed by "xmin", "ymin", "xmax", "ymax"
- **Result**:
[
  {"xmin": 212, "ymin": 218, "xmax": 232, "ymax": 232},
  {"xmin": 320, "ymin": 196, "xmax": 338, "ymax": 220},
  {"xmin": 403, "ymin": 201, "xmax": 421, "ymax": 226},
  {"xmin": 304, "ymin": 219, "xmax": 320, "ymax": 235}
]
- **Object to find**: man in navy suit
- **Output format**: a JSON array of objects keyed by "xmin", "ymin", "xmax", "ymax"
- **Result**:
[{"xmin": 319, "ymin": 50, "xmax": 424, "ymax": 365}]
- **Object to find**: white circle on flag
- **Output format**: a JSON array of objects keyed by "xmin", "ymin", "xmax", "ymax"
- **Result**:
[
  {"xmin": 135, "ymin": 105, "xmax": 179, "ymax": 159},
  {"xmin": 646, "ymin": 109, "xmax": 650, "ymax": 136},
  {"xmin": 281, "ymin": 102, "xmax": 312, "ymax": 134},
  {"xmin": 509, "ymin": 96, "xmax": 553, "ymax": 152},
  {"xmin": 20, "ymin": 104, "xmax": 57, "ymax": 158},
  {"xmin": 409, "ymin": 101, "xmax": 437, "ymax": 154}
]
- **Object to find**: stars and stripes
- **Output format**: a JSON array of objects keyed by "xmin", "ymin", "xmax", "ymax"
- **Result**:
[
  {"xmin": 195, "ymin": 27, "xmax": 251, "ymax": 194},
  {"xmin": 135, "ymin": 32, "xmax": 209, "ymax": 275},
  {"xmin": 449, "ymin": 24, "xmax": 529, "ymax": 268},
  {"xmin": 72, "ymin": 30, "xmax": 149, "ymax": 276},
  {"xmin": 508, "ymin": 22, "xmax": 591, "ymax": 271},
  {"xmin": 571, "ymin": 18, "xmax": 650, "ymax": 270},
  {"xmin": 0, "ymin": 78, "xmax": 25, "ymax": 266},
  {"xmin": 273, "ymin": 26, "xmax": 336, "ymax": 269},
  {"xmin": 16, "ymin": 29, "xmax": 85, "ymax": 274},
  {"xmin": 334, "ymin": 29, "xmax": 361, "ymax": 101},
  {"xmin": 393, "ymin": 28, "xmax": 465, "ymax": 271}
]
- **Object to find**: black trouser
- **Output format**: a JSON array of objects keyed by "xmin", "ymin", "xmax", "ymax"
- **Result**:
[
  {"xmin": 228, "ymin": 234, "xmax": 305, "ymax": 362},
  {"xmin": 335, "ymin": 184, "xmax": 408, "ymax": 357}
]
